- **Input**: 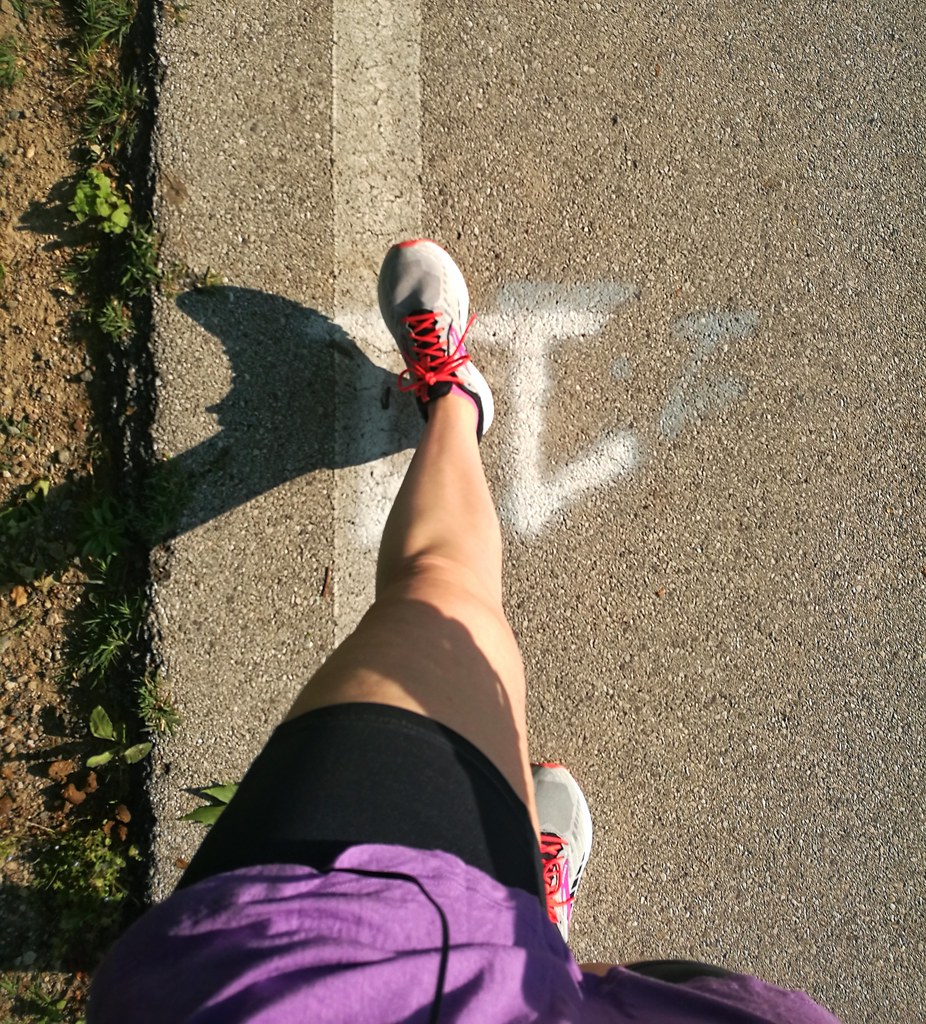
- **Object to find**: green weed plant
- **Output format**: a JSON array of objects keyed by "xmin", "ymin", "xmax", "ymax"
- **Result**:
[
  {"xmin": 69, "ymin": 168, "xmax": 131, "ymax": 234},
  {"xmin": 86, "ymin": 705, "xmax": 152, "ymax": 767},
  {"xmin": 182, "ymin": 784, "xmax": 239, "ymax": 826},
  {"xmin": 32, "ymin": 825, "xmax": 135, "ymax": 967},
  {"xmin": 75, "ymin": 591, "xmax": 143, "ymax": 681},
  {"xmin": 72, "ymin": 0, "xmax": 136, "ymax": 53},
  {"xmin": 138, "ymin": 670, "xmax": 181, "ymax": 735},
  {"xmin": 82, "ymin": 71, "xmax": 140, "ymax": 151},
  {"xmin": 0, "ymin": 974, "xmax": 82, "ymax": 1024}
]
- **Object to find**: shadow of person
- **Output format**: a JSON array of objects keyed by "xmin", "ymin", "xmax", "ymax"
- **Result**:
[
  {"xmin": 0, "ymin": 288, "xmax": 420, "ymax": 607},
  {"xmin": 157, "ymin": 286, "xmax": 420, "ymax": 542},
  {"xmin": 16, "ymin": 174, "xmax": 88, "ymax": 251}
]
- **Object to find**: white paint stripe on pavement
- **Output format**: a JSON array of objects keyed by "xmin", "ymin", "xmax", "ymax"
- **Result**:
[{"xmin": 332, "ymin": 0, "xmax": 423, "ymax": 639}]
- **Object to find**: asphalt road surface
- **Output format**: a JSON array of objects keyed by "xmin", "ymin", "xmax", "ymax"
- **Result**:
[{"xmin": 145, "ymin": 3, "xmax": 924, "ymax": 1022}]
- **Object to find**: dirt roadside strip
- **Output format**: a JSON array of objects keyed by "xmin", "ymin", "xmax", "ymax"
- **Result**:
[{"xmin": 1, "ymin": 0, "xmax": 170, "ymax": 1018}]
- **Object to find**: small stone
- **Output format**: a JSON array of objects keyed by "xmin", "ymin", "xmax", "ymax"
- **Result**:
[
  {"xmin": 25, "ymin": 144, "xmax": 35, "ymax": 160},
  {"xmin": 0, "ymin": 793, "xmax": 13, "ymax": 819},
  {"xmin": 62, "ymin": 782, "xmax": 86, "ymax": 806},
  {"xmin": 48, "ymin": 759, "xmax": 75, "ymax": 783},
  {"xmin": 56, "ymin": 449, "xmax": 73, "ymax": 466},
  {"xmin": 21, "ymin": 950, "xmax": 36, "ymax": 966},
  {"xmin": 114, "ymin": 803, "xmax": 131, "ymax": 823},
  {"xmin": 79, "ymin": 369, "xmax": 93, "ymax": 383}
]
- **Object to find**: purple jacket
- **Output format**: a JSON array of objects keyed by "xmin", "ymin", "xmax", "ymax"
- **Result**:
[{"xmin": 89, "ymin": 844, "xmax": 843, "ymax": 1023}]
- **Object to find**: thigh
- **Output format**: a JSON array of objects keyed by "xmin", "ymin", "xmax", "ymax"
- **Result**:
[
  {"xmin": 285, "ymin": 581, "xmax": 537, "ymax": 831},
  {"xmin": 178, "ymin": 702, "xmax": 545, "ymax": 903}
]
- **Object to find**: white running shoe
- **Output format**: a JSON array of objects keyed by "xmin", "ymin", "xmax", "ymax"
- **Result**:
[
  {"xmin": 378, "ymin": 239, "xmax": 494, "ymax": 439},
  {"xmin": 532, "ymin": 763, "xmax": 594, "ymax": 943}
]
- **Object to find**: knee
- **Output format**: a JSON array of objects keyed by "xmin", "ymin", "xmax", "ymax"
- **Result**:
[{"xmin": 377, "ymin": 552, "xmax": 504, "ymax": 613}]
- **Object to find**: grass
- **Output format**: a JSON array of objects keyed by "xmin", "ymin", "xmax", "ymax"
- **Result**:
[
  {"xmin": 0, "ymin": 975, "xmax": 83, "ymax": 1024},
  {"xmin": 74, "ymin": 589, "xmax": 144, "ymax": 682},
  {"xmin": 95, "ymin": 297, "xmax": 132, "ymax": 340},
  {"xmin": 32, "ymin": 825, "xmax": 134, "ymax": 966},
  {"xmin": 0, "ymin": 34, "xmax": 24, "ymax": 90},
  {"xmin": 71, "ymin": 0, "xmax": 136, "ymax": 54},
  {"xmin": 136, "ymin": 454, "xmax": 186, "ymax": 544},
  {"xmin": 0, "ymin": 477, "xmax": 56, "ymax": 587},
  {"xmin": 10, "ymin": 0, "xmax": 55, "ymax": 20},
  {"xmin": 138, "ymin": 670, "xmax": 181, "ymax": 735},
  {"xmin": 79, "ymin": 495, "xmax": 128, "ymax": 562},
  {"xmin": 82, "ymin": 71, "xmax": 141, "ymax": 152},
  {"xmin": 119, "ymin": 221, "xmax": 159, "ymax": 296},
  {"xmin": 0, "ymin": 0, "xmax": 168, "ymax": 1016}
]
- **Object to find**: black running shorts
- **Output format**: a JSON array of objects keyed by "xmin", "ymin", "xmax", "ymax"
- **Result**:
[{"xmin": 179, "ymin": 702, "xmax": 546, "ymax": 904}]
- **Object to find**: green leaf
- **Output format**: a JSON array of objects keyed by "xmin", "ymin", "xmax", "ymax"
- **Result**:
[
  {"xmin": 199, "ymin": 784, "xmax": 238, "ymax": 804},
  {"xmin": 181, "ymin": 805, "xmax": 225, "ymax": 825},
  {"xmin": 25, "ymin": 478, "xmax": 49, "ymax": 502},
  {"xmin": 109, "ymin": 204, "xmax": 130, "ymax": 232},
  {"xmin": 90, "ymin": 168, "xmax": 111, "ymax": 196},
  {"xmin": 87, "ymin": 750, "xmax": 114, "ymax": 768},
  {"xmin": 122, "ymin": 742, "xmax": 152, "ymax": 764},
  {"xmin": 89, "ymin": 705, "xmax": 116, "ymax": 740}
]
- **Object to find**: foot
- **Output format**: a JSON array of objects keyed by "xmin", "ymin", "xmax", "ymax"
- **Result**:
[
  {"xmin": 532, "ymin": 763, "xmax": 594, "ymax": 943},
  {"xmin": 378, "ymin": 239, "xmax": 494, "ymax": 439}
]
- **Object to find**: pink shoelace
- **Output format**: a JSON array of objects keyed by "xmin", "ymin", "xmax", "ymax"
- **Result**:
[
  {"xmin": 540, "ymin": 832, "xmax": 572, "ymax": 924},
  {"xmin": 397, "ymin": 311, "xmax": 477, "ymax": 401}
]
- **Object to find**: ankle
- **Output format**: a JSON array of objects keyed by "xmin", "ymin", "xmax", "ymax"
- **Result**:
[{"xmin": 427, "ymin": 387, "xmax": 480, "ymax": 434}]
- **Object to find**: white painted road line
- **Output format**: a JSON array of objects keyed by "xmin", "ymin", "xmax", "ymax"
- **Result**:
[
  {"xmin": 334, "ymin": 283, "xmax": 758, "ymax": 548},
  {"xmin": 332, "ymin": 0, "xmax": 423, "ymax": 637}
]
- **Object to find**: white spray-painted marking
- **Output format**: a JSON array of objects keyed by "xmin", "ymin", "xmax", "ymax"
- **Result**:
[
  {"xmin": 340, "ymin": 289, "xmax": 759, "ymax": 546},
  {"xmin": 332, "ymin": 0, "xmax": 422, "ymax": 636},
  {"xmin": 481, "ymin": 282, "xmax": 641, "ymax": 538},
  {"xmin": 660, "ymin": 311, "xmax": 757, "ymax": 438}
]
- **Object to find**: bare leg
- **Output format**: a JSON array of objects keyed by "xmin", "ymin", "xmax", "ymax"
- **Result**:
[{"xmin": 285, "ymin": 393, "xmax": 538, "ymax": 832}]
